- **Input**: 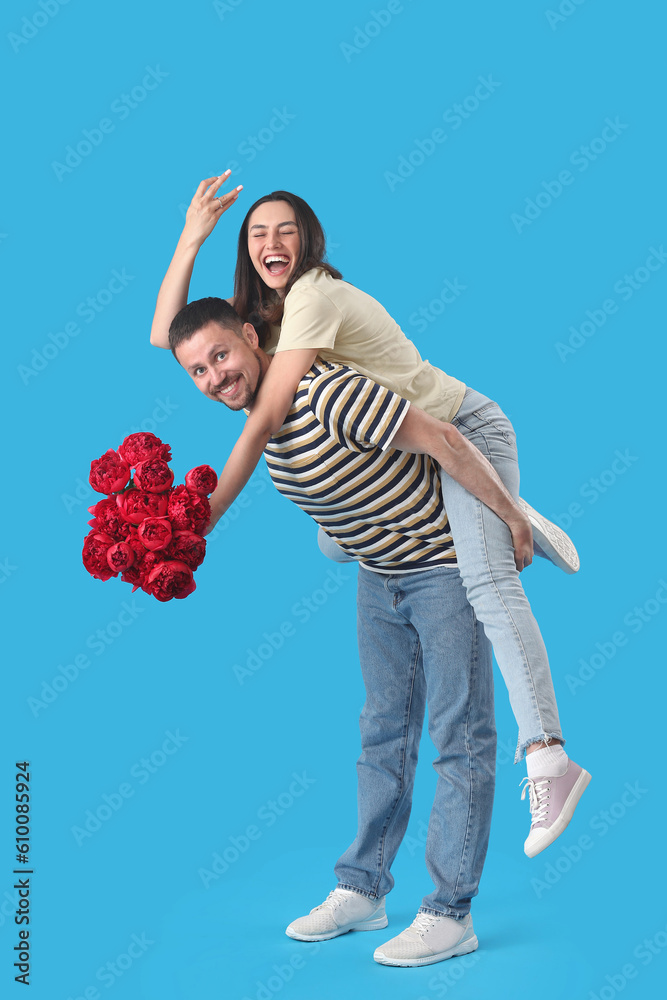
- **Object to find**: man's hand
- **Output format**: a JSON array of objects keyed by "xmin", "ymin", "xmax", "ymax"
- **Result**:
[
  {"xmin": 202, "ymin": 505, "xmax": 224, "ymax": 537},
  {"xmin": 392, "ymin": 406, "xmax": 536, "ymax": 572},
  {"xmin": 508, "ymin": 512, "xmax": 533, "ymax": 572},
  {"xmin": 181, "ymin": 171, "xmax": 243, "ymax": 251}
]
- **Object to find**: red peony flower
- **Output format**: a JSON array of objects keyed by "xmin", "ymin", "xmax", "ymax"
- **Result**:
[
  {"xmin": 185, "ymin": 465, "xmax": 218, "ymax": 496},
  {"xmin": 83, "ymin": 437, "xmax": 207, "ymax": 601},
  {"xmin": 167, "ymin": 485, "xmax": 196, "ymax": 530},
  {"xmin": 137, "ymin": 517, "xmax": 173, "ymax": 552},
  {"xmin": 87, "ymin": 497, "xmax": 131, "ymax": 539},
  {"xmin": 120, "ymin": 535, "xmax": 159, "ymax": 591},
  {"xmin": 82, "ymin": 531, "xmax": 118, "ymax": 581},
  {"xmin": 89, "ymin": 449, "xmax": 130, "ymax": 495},
  {"xmin": 118, "ymin": 432, "xmax": 172, "ymax": 467},
  {"xmin": 143, "ymin": 560, "xmax": 196, "ymax": 602},
  {"xmin": 106, "ymin": 541, "xmax": 135, "ymax": 573},
  {"xmin": 190, "ymin": 493, "xmax": 211, "ymax": 534},
  {"xmin": 116, "ymin": 489, "xmax": 169, "ymax": 525},
  {"xmin": 167, "ymin": 485, "xmax": 211, "ymax": 533},
  {"xmin": 166, "ymin": 529, "xmax": 207, "ymax": 570},
  {"xmin": 134, "ymin": 458, "xmax": 174, "ymax": 494}
]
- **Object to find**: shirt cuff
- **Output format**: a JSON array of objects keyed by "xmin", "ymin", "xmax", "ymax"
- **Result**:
[{"xmin": 382, "ymin": 399, "xmax": 411, "ymax": 450}]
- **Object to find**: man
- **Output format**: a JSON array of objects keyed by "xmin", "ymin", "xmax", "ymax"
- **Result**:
[{"xmin": 167, "ymin": 297, "xmax": 532, "ymax": 967}]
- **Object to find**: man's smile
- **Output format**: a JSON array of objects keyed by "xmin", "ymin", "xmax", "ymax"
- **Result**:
[{"xmin": 215, "ymin": 375, "xmax": 242, "ymax": 398}]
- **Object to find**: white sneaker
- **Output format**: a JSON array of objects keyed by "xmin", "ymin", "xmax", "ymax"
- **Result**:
[
  {"xmin": 374, "ymin": 912, "xmax": 478, "ymax": 967},
  {"xmin": 285, "ymin": 888, "xmax": 388, "ymax": 941},
  {"xmin": 517, "ymin": 497, "xmax": 580, "ymax": 574}
]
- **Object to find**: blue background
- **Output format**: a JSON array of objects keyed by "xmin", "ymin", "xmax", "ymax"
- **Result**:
[{"xmin": 3, "ymin": 1, "xmax": 666, "ymax": 998}]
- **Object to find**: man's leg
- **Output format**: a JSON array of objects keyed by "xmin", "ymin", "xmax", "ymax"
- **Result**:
[
  {"xmin": 373, "ymin": 565, "xmax": 496, "ymax": 967},
  {"xmin": 334, "ymin": 565, "xmax": 428, "ymax": 897},
  {"xmin": 286, "ymin": 565, "xmax": 428, "ymax": 942}
]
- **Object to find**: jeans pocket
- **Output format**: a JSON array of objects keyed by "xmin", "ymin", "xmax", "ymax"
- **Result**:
[{"xmin": 454, "ymin": 403, "xmax": 516, "ymax": 448}]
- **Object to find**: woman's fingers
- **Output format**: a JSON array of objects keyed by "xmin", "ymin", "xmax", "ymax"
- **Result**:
[
  {"xmin": 183, "ymin": 172, "xmax": 242, "ymax": 245},
  {"xmin": 195, "ymin": 175, "xmax": 221, "ymax": 198},
  {"xmin": 209, "ymin": 169, "xmax": 232, "ymax": 196},
  {"xmin": 204, "ymin": 169, "xmax": 237, "ymax": 201},
  {"xmin": 213, "ymin": 184, "xmax": 243, "ymax": 211}
]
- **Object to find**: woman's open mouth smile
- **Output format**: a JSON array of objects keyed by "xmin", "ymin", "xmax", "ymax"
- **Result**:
[{"xmin": 263, "ymin": 255, "xmax": 291, "ymax": 277}]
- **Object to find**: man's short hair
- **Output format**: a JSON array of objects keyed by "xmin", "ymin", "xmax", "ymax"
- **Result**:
[{"xmin": 169, "ymin": 297, "xmax": 244, "ymax": 359}]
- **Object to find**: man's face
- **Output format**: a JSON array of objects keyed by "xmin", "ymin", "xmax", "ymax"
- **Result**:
[{"xmin": 175, "ymin": 321, "xmax": 266, "ymax": 410}]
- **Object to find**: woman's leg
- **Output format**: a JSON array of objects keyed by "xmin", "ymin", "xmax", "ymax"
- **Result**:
[
  {"xmin": 317, "ymin": 526, "xmax": 355, "ymax": 563},
  {"xmin": 442, "ymin": 388, "xmax": 563, "ymax": 763}
]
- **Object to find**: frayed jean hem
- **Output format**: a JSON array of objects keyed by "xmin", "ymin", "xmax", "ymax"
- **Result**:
[{"xmin": 515, "ymin": 731, "xmax": 565, "ymax": 763}]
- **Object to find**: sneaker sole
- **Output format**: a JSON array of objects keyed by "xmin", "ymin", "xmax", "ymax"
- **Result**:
[
  {"xmin": 517, "ymin": 498, "xmax": 580, "ymax": 574},
  {"xmin": 285, "ymin": 913, "xmax": 388, "ymax": 942},
  {"xmin": 373, "ymin": 934, "xmax": 478, "ymax": 967},
  {"xmin": 524, "ymin": 769, "xmax": 592, "ymax": 858}
]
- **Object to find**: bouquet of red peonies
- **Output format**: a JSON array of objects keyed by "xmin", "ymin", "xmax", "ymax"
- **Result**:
[{"xmin": 82, "ymin": 433, "xmax": 217, "ymax": 602}]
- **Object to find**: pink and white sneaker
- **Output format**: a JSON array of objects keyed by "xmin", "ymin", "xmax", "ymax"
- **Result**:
[{"xmin": 520, "ymin": 760, "xmax": 591, "ymax": 857}]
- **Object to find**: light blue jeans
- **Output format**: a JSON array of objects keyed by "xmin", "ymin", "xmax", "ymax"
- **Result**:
[
  {"xmin": 318, "ymin": 388, "xmax": 563, "ymax": 762},
  {"xmin": 334, "ymin": 565, "xmax": 496, "ymax": 918},
  {"xmin": 444, "ymin": 389, "xmax": 562, "ymax": 760}
]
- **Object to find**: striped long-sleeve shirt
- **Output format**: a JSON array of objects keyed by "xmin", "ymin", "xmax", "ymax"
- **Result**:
[{"xmin": 264, "ymin": 361, "xmax": 457, "ymax": 573}]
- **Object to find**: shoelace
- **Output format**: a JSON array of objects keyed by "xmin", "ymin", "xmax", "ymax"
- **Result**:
[
  {"xmin": 520, "ymin": 776, "xmax": 552, "ymax": 827},
  {"xmin": 410, "ymin": 913, "xmax": 439, "ymax": 936},
  {"xmin": 314, "ymin": 889, "xmax": 351, "ymax": 912}
]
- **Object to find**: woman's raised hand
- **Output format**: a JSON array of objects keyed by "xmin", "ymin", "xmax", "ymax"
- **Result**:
[{"xmin": 182, "ymin": 170, "xmax": 243, "ymax": 249}]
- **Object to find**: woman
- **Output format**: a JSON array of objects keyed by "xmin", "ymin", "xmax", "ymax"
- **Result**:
[{"xmin": 150, "ymin": 174, "xmax": 590, "ymax": 856}]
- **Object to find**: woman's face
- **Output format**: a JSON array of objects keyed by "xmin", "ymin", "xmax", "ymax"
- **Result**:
[{"xmin": 247, "ymin": 200, "xmax": 301, "ymax": 296}]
